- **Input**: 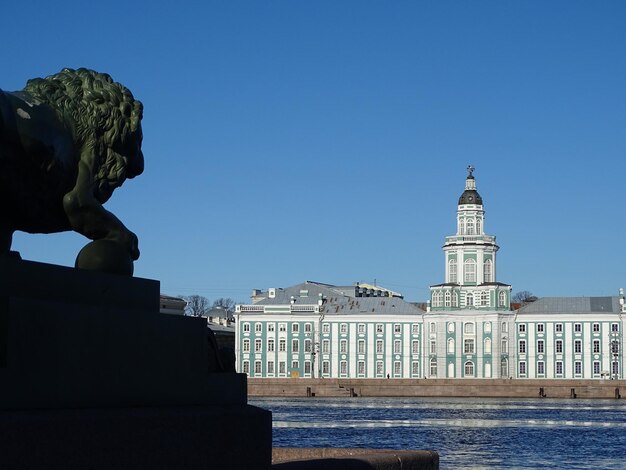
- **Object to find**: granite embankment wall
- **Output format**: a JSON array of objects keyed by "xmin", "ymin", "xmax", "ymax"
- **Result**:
[{"xmin": 249, "ymin": 378, "xmax": 626, "ymax": 399}]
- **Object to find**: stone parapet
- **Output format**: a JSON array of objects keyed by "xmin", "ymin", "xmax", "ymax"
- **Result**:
[{"xmin": 273, "ymin": 448, "xmax": 439, "ymax": 469}]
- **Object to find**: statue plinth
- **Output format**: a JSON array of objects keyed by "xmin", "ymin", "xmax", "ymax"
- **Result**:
[{"xmin": 0, "ymin": 257, "xmax": 271, "ymax": 469}]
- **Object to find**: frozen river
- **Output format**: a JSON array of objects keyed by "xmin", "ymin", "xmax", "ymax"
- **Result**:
[{"xmin": 251, "ymin": 396, "xmax": 626, "ymax": 469}]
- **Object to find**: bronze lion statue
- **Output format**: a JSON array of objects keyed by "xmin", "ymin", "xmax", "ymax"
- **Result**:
[{"xmin": 0, "ymin": 68, "xmax": 143, "ymax": 269}]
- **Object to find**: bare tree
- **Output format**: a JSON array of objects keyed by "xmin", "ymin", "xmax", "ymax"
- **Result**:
[
  {"xmin": 183, "ymin": 295, "xmax": 210, "ymax": 317},
  {"xmin": 512, "ymin": 291, "xmax": 538, "ymax": 304}
]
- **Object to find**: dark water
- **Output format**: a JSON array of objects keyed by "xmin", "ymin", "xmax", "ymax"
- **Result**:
[{"xmin": 250, "ymin": 397, "xmax": 626, "ymax": 469}]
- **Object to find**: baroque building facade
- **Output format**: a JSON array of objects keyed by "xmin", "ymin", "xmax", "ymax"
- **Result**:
[{"xmin": 235, "ymin": 168, "xmax": 625, "ymax": 379}]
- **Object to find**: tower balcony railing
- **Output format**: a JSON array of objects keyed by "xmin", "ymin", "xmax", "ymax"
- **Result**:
[{"xmin": 445, "ymin": 235, "xmax": 496, "ymax": 244}]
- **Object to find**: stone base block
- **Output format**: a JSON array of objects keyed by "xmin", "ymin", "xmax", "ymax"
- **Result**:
[{"xmin": 0, "ymin": 404, "xmax": 272, "ymax": 470}]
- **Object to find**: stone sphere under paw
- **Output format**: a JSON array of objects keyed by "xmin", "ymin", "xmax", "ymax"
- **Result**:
[{"xmin": 75, "ymin": 239, "xmax": 134, "ymax": 276}]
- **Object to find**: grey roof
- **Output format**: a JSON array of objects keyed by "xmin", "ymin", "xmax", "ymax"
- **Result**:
[
  {"xmin": 253, "ymin": 281, "xmax": 423, "ymax": 316},
  {"xmin": 518, "ymin": 296, "xmax": 620, "ymax": 315}
]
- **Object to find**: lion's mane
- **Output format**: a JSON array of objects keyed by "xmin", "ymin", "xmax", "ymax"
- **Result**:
[{"xmin": 23, "ymin": 68, "xmax": 144, "ymax": 200}]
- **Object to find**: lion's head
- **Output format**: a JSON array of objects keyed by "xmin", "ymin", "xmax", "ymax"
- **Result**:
[{"xmin": 23, "ymin": 68, "xmax": 144, "ymax": 202}]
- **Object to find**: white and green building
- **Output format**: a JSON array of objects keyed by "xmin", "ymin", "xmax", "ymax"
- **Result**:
[{"xmin": 236, "ymin": 167, "xmax": 625, "ymax": 379}]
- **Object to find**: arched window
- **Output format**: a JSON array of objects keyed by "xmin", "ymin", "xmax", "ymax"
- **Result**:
[
  {"xmin": 444, "ymin": 291, "xmax": 451, "ymax": 307},
  {"xmin": 464, "ymin": 361, "xmax": 474, "ymax": 376},
  {"xmin": 447, "ymin": 338, "xmax": 455, "ymax": 353},
  {"xmin": 483, "ymin": 259, "xmax": 492, "ymax": 283},
  {"xmin": 449, "ymin": 259, "xmax": 457, "ymax": 283},
  {"xmin": 466, "ymin": 218, "xmax": 475, "ymax": 235},
  {"xmin": 459, "ymin": 218, "xmax": 465, "ymax": 235},
  {"xmin": 452, "ymin": 292, "xmax": 459, "ymax": 307},
  {"xmin": 499, "ymin": 291, "xmax": 507, "ymax": 307},
  {"xmin": 484, "ymin": 337, "xmax": 492, "ymax": 354},
  {"xmin": 464, "ymin": 259, "xmax": 476, "ymax": 283},
  {"xmin": 476, "ymin": 218, "xmax": 482, "ymax": 234},
  {"xmin": 466, "ymin": 292, "xmax": 474, "ymax": 307}
]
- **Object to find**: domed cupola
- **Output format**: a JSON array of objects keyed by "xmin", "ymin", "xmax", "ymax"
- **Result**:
[{"xmin": 458, "ymin": 165, "xmax": 483, "ymax": 205}]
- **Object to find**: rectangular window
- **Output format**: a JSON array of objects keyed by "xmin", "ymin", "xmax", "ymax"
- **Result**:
[
  {"xmin": 412, "ymin": 361, "xmax": 420, "ymax": 376},
  {"xmin": 537, "ymin": 340, "xmax": 544, "ymax": 354},
  {"xmin": 556, "ymin": 340, "xmax": 563, "ymax": 354},
  {"xmin": 412, "ymin": 340, "xmax": 420, "ymax": 355},
  {"xmin": 267, "ymin": 361, "xmax": 274, "ymax": 374},
  {"xmin": 292, "ymin": 360, "xmax": 299, "ymax": 371},
  {"xmin": 394, "ymin": 324, "xmax": 401, "ymax": 334},
  {"xmin": 612, "ymin": 323, "xmax": 619, "ymax": 333},
  {"xmin": 358, "ymin": 340, "xmax": 365, "ymax": 354},
  {"xmin": 537, "ymin": 361, "xmax": 544, "ymax": 375},
  {"xmin": 376, "ymin": 324, "xmax": 384, "ymax": 334},
  {"xmin": 254, "ymin": 361, "xmax": 262, "ymax": 374},
  {"xmin": 593, "ymin": 361, "xmax": 600, "ymax": 376},
  {"xmin": 575, "ymin": 340, "xmax": 582, "ymax": 354},
  {"xmin": 358, "ymin": 323, "xmax": 365, "ymax": 334},
  {"xmin": 279, "ymin": 361, "xmax": 286, "ymax": 374},
  {"xmin": 292, "ymin": 339, "xmax": 299, "ymax": 353},
  {"xmin": 555, "ymin": 361, "xmax": 563, "ymax": 376},
  {"xmin": 242, "ymin": 361, "xmax": 250, "ymax": 374},
  {"xmin": 322, "ymin": 323, "xmax": 330, "ymax": 334},
  {"xmin": 412, "ymin": 323, "xmax": 419, "ymax": 335},
  {"xmin": 304, "ymin": 323, "xmax": 312, "ymax": 333},
  {"xmin": 430, "ymin": 359, "xmax": 438, "ymax": 377},
  {"xmin": 593, "ymin": 323, "xmax": 600, "ymax": 333},
  {"xmin": 394, "ymin": 361, "xmax": 401, "ymax": 376},
  {"xmin": 340, "ymin": 361, "xmax": 347, "ymax": 376},
  {"xmin": 376, "ymin": 340, "xmax": 384, "ymax": 354},
  {"xmin": 394, "ymin": 340, "xmax": 402, "ymax": 354},
  {"xmin": 575, "ymin": 361, "xmax": 582, "ymax": 376},
  {"xmin": 304, "ymin": 361, "xmax": 311, "ymax": 375},
  {"xmin": 430, "ymin": 323, "xmax": 436, "ymax": 334},
  {"xmin": 519, "ymin": 340, "xmax": 526, "ymax": 354},
  {"xmin": 464, "ymin": 339, "xmax": 475, "ymax": 354},
  {"xmin": 322, "ymin": 361, "xmax": 329, "ymax": 375},
  {"xmin": 243, "ymin": 323, "xmax": 250, "ymax": 333},
  {"xmin": 268, "ymin": 323, "xmax": 275, "ymax": 332},
  {"xmin": 502, "ymin": 322, "xmax": 508, "ymax": 333},
  {"xmin": 243, "ymin": 339, "xmax": 250, "ymax": 352},
  {"xmin": 304, "ymin": 339, "xmax": 312, "ymax": 353},
  {"xmin": 279, "ymin": 323, "xmax": 286, "ymax": 332},
  {"xmin": 255, "ymin": 339, "xmax": 262, "ymax": 352},
  {"xmin": 340, "ymin": 339, "xmax": 347, "ymax": 354},
  {"xmin": 322, "ymin": 340, "xmax": 330, "ymax": 354},
  {"xmin": 501, "ymin": 340, "xmax": 508, "ymax": 354},
  {"xmin": 593, "ymin": 340, "xmax": 600, "ymax": 354},
  {"xmin": 279, "ymin": 339, "xmax": 286, "ymax": 352},
  {"xmin": 268, "ymin": 339, "xmax": 275, "ymax": 352},
  {"xmin": 292, "ymin": 323, "xmax": 299, "ymax": 333},
  {"xmin": 613, "ymin": 361, "xmax": 619, "ymax": 375},
  {"xmin": 574, "ymin": 323, "xmax": 582, "ymax": 333},
  {"xmin": 519, "ymin": 361, "xmax": 526, "ymax": 376},
  {"xmin": 340, "ymin": 323, "xmax": 348, "ymax": 334},
  {"xmin": 518, "ymin": 324, "xmax": 526, "ymax": 333},
  {"xmin": 358, "ymin": 361, "xmax": 365, "ymax": 376},
  {"xmin": 537, "ymin": 324, "xmax": 544, "ymax": 333},
  {"xmin": 430, "ymin": 340, "xmax": 436, "ymax": 355},
  {"xmin": 555, "ymin": 323, "xmax": 563, "ymax": 333},
  {"xmin": 255, "ymin": 323, "xmax": 262, "ymax": 333},
  {"xmin": 376, "ymin": 361, "xmax": 384, "ymax": 376}
]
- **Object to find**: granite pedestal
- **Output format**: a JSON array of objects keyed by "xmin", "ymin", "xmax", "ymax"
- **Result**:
[{"xmin": 0, "ymin": 256, "xmax": 271, "ymax": 469}]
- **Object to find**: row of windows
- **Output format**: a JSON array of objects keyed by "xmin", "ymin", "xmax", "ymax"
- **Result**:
[
  {"xmin": 518, "ymin": 361, "xmax": 620, "ymax": 377},
  {"xmin": 518, "ymin": 323, "xmax": 620, "ymax": 334},
  {"xmin": 241, "ymin": 359, "xmax": 423, "ymax": 377},
  {"xmin": 243, "ymin": 338, "xmax": 424, "ymax": 355},
  {"xmin": 242, "ymin": 322, "xmax": 422, "ymax": 335},
  {"xmin": 458, "ymin": 217, "xmax": 482, "ymax": 236},
  {"xmin": 447, "ymin": 258, "xmax": 492, "ymax": 283},
  {"xmin": 432, "ymin": 289, "xmax": 507, "ymax": 307},
  {"xmin": 519, "ymin": 339, "xmax": 618, "ymax": 355}
]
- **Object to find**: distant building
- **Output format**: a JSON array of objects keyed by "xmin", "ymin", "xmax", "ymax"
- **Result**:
[
  {"xmin": 235, "ymin": 167, "xmax": 625, "ymax": 379},
  {"xmin": 160, "ymin": 294, "xmax": 186, "ymax": 315}
]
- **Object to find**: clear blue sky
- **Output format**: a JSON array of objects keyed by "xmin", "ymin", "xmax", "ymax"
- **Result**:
[{"xmin": 4, "ymin": 1, "xmax": 625, "ymax": 302}]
